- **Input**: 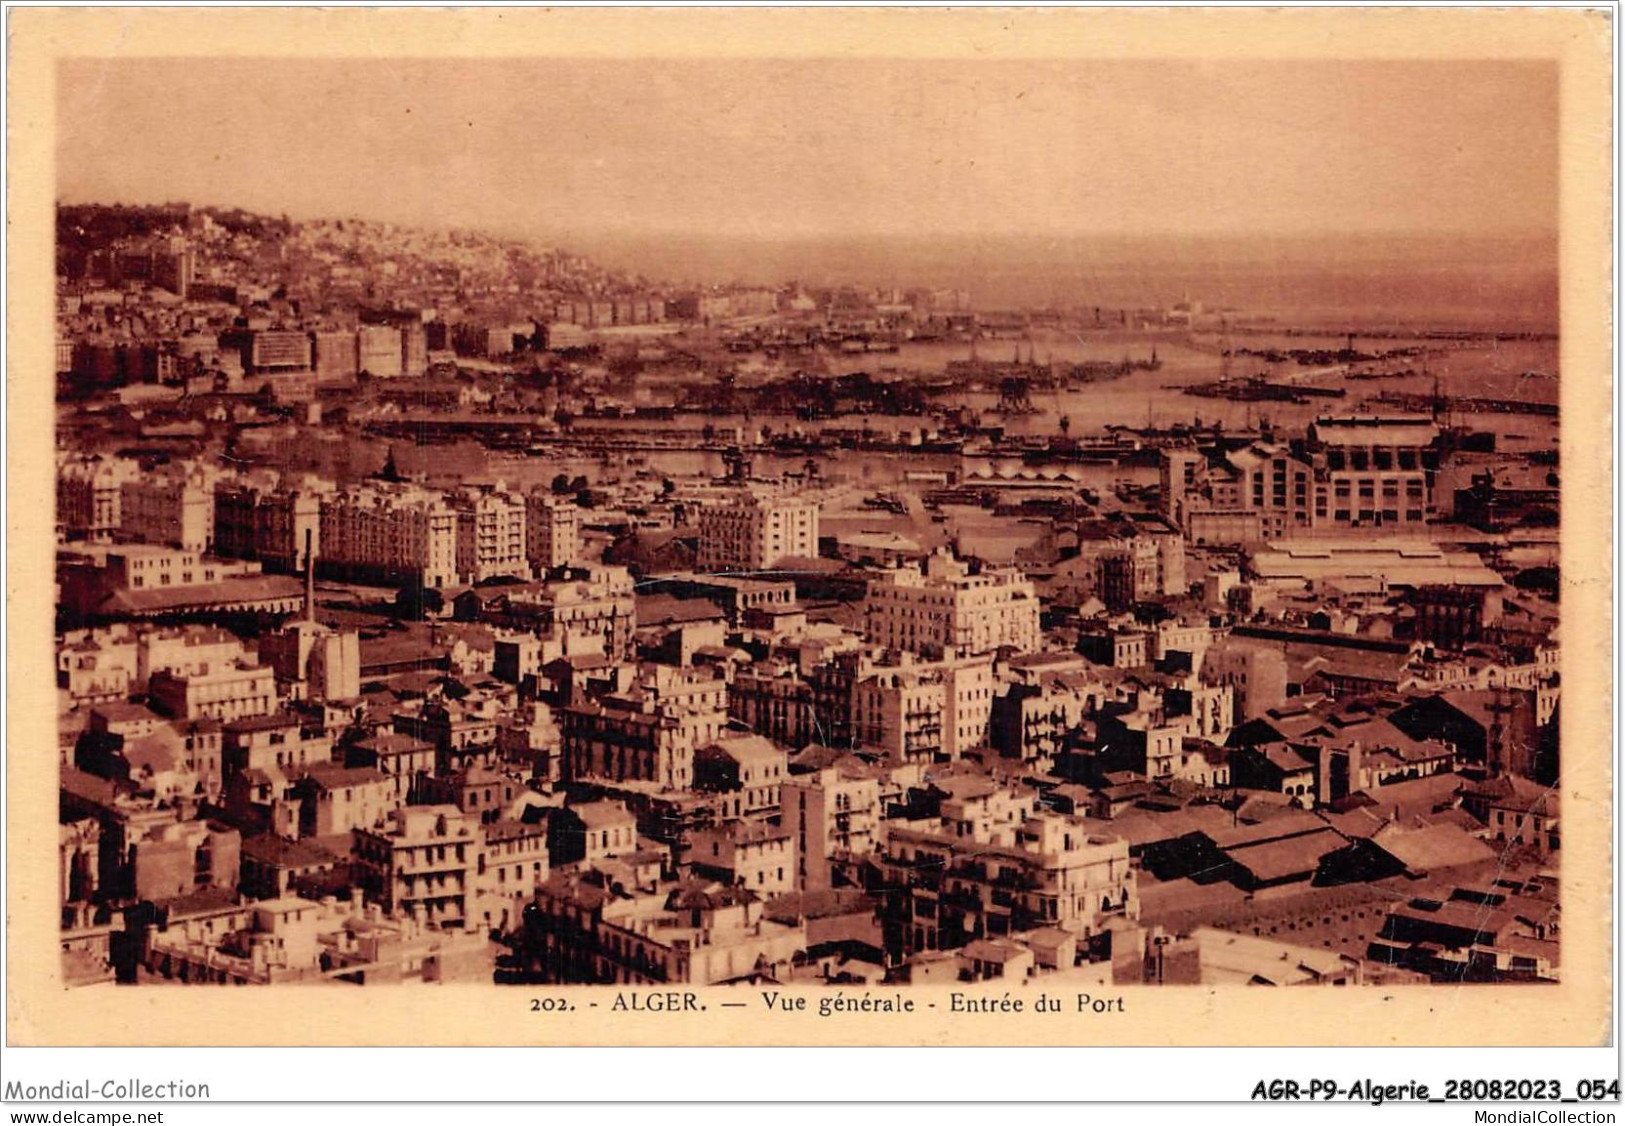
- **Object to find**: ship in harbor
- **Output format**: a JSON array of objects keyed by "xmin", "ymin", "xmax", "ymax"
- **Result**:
[
  {"xmin": 1182, "ymin": 374, "xmax": 1347, "ymax": 404},
  {"xmin": 946, "ymin": 341, "xmax": 1162, "ymax": 388},
  {"xmin": 1066, "ymin": 348, "xmax": 1163, "ymax": 386},
  {"xmin": 1344, "ymin": 367, "xmax": 1419, "ymax": 381}
]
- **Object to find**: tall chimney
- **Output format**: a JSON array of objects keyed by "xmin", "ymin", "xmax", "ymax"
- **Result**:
[{"xmin": 304, "ymin": 527, "xmax": 316, "ymax": 624}]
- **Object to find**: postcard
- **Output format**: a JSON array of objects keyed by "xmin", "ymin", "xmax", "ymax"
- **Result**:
[{"xmin": 5, "ymin": 6, "xmax": 1612, "ymax": 1050}]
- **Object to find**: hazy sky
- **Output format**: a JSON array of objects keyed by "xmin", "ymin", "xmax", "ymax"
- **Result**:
[{"xmin": 58, "ymin": 58, "xmax": 1558, "ymax": 242}]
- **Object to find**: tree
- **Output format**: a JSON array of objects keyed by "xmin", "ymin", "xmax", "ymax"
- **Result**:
[
  {"xmin": 1131, "ymin": 601, "xmax": 1176, "ymax": 625},
  {"xmin": 395, "ymin": 585, "xmax": 444, "ymax": 619},
  {"xmin": 551, "ymin": 473, "xmax": 571, "ymax": 494},
  {"xmin": 1511, "ymin": 566, "xmax": 1560, "ymax": 599},
  {"xmin": 1058, "ymin": 414, "xmax": 1072, "ymax": 436}
]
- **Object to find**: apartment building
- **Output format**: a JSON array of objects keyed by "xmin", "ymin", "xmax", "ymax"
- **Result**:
[
  {"xmin": 524, "ymin": 494, "xmax": 581, "ymax": 573},
  {"xmin": 352, "ymin": 806, "xmax": 483, "ymax": 931},
  {"xmin": 295, "ymin": 764, "xmax": 397, "ymax": 838},
  {"xmin": 851, "ymin": 654, "xmax": 995, "ymax": 765},
  {"xmin": 478, "ymin": 819, "xmax": 551, "ymax": 932},
  {"xmin": 881, "ymin": 786, "xmax": 1138, "ymax": 959},
  {"xmin": 464, "ymin": 566, "xmax": 637, "ymax": 661},
  {"xmin": 58, "ymin": 628, "xmax": 141, "ymax": 706},
  {"xmin": 696, "ymin": 492, "xmax": 819, "ymax": 573},
  {"xmin": 541, "ymin": 566, "xmax": 638, "ymax": 660},
  {"xmin": 450, "ymin": 488, "xmax": 528, "ymax": 584},
  {"xmin": 688, "ymin": 821, "xmax": 795, "ymax": 897},
  {"xmin": 320, "ymin": 483, "xmax": 458, "ymax": 588},
  {"xmin": 560, "ymin": 666, "xmax": 728, "ymax": 791},
  {"xmin": 120, "ymin": 463, "xmax": 216, "ymax": 552},
  {"xmin": 213, "ymin": 481, "xmax": 322, "ymax": 573},
  {"xmin": 222, "ymin": 329, "xmax": 312, "ymax": 376},
  {"xmin": 782, "ymin": 760, "xmax": 882, "ymax": 890},
  {"xmin": 863, "ymin": 552, "xmax": 1040, "ymax": 659},
  {"xmin": 58, "ymin": 455, "xmax": 138, "ymax": 541},
  {"xmin": 1158, "ymin": 416, "xmax": 1440, "ymax": 542},
  {"xmin": 137, "ymin": 626, "xmax": 252, "ymax": 693},
  {"xmin": 989, "ymin": 667, "xmax": 1111, "ymax": 763},
  {"xmin": 525, "ymin": 876, "xmax": 806, "ymax": 985},
  {"xmin": 728, "ymin": 660, "xmax": 820, "ymax": 749},
  {"xmin": 311, "ymin": 330, "xmax": 359, "ymax": 383},
  {"xmin": 693, "ymin": 734, "xmax": 788, "ymax": 822},
  {"xmin": 221, "ymin": 712, "xmax": 335, "ymax": 779},
  {"xmin": 147, "ymin": 660, "xmax": 278, "ymax": 724},
  {"xmin": 356, "ymin": 324, "xmax": 405, "ymax": 378}
]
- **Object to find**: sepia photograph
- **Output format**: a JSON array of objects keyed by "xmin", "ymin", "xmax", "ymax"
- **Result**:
[{"xmin": 4, "ymin": 6, "xmax": 1614, "ymax": 1061}]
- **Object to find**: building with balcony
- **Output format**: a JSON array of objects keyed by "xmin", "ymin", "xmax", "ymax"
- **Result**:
[
  {"xmin": 782, "ymin": 758, "xmax": 882, "ymax": 891},
  {"xmin": 524, "ymin": 494, "xmax": 581, "ymax": 573},
  {"xmin": 863, "ymin": 551, "xmax": 1040, "ymax": 659},
  {"xmin": 320, "ymin": 483, "xmax": 458, "ymax": 588},
  {"xmin": 728, "ymin": 660, "xmax": 821, "ymax": 750},
  {"xmin": 477, "ymin": 818, "xmax": 551, "ymax": 932},
  {"xmin": 58, "ymin": 455, "xmax": 138, "ymax": 542},
  {"xmin": 147, "ymin": 660, "xmax": 278, "ymax": 724},
  {"xmin": 213, "ymin": 480, "xmax": 322, "ymax": 574},
  {"xmin": 560, "ymin": 666, "xmax": 728, "ymax": 792},
  {"xmin": 693, "ymin": 734, "xmax": 788, "ymax": 822},
  {"xmin": 522, "ymin": 876, "xmax": 807, "ymax": 985},
  {"xmin": 450, "ymin": 488, "xmax": 528, "ymax": 584},
  {"xmin": 989, "ymin": 667, "xmax": 1110, "ymax": 764},
  {"xmin": 465, "ymin": 566, "xmax": 638, "ymax": 661},
  {"xmin": 696, "ymin": 492, "xmax": 819, "ymax": 573},
  {"xmin": 687, "ymin": 822, "xmax": 795, "ymax": 897},
  {"xmin": 120, "ymin": 463, "xmax": 216, "ymax": 552},
  {"xmin": 352, "ymin": 806, "xmax": 483, "ymax": 932},
  {"xmin": 880, "ymin": 786, "xmax": 1138, "ymax": 961},
  {"xmin": 851, "ymin": 654, "xmax": 994, "ymax": 765}
]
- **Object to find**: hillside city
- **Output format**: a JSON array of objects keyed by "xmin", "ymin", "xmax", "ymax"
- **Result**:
[{"xmin": 54, "ymin": 203, "xmax": 1561, "ymax": 989}]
